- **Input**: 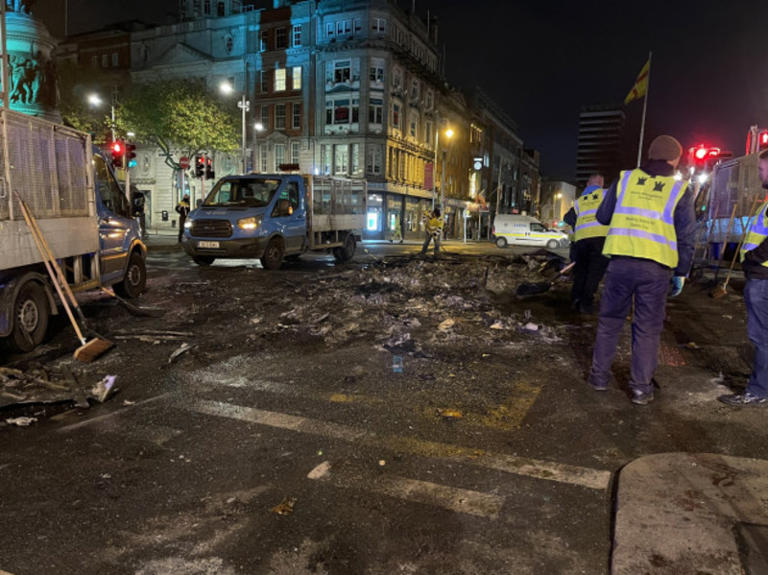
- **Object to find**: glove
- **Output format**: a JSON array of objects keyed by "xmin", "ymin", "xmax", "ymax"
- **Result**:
[{"xmin": 669, "ymin": 276, "xmax": 685, "ymax": 298}]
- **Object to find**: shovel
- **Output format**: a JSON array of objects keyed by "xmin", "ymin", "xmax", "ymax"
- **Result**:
[
  {"xmin": 711, "ymin": 196, "xmax": 760, "ymax": 299},
  {"xmin": 16, "ymin": 194, "xmax": 113, "ymax": 362},
  {"xmin": 517, "ymin": 261, "xmax": 576, "ymax": 297}
]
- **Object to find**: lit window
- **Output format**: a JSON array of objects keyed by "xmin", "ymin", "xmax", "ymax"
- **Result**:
[
  {"xmin": 292, "ymin": 66, "xmax": 302, "ymax": 90},
  {"xmin": 274, "ymin": 68, "xmax": 286, "ymax": 91},
  {"xmin": 292, "ymin": 25, "xmax": 302, "ymax": 47}
]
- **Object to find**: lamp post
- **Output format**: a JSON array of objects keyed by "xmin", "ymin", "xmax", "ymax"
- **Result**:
[
  {"xmin": 87, "ymin": 93, "xmax": 115, "ymax": 140},
  {"xmin": 440, "ymin": 128, "xmax": 454, "ymax": 215},
  {"xmin": 220, "ymin": 81, "xmax": 249, "ymax": 174},
  {"xmin": 253, "ymin": 121, "xmax": 265, "ymax": 172},
  {"xmin": 552, "ymin": 192, "xmax": 562, "ymax": 223}
]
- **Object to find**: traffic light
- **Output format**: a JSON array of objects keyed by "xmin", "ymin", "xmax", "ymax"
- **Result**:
[
  {"xmin": 688, "ymin": 145, "xmax": 722, "ymax": 169},
  {"xmin": 110, "ymin": 141, "xmax": 124, "ymax": 168},
  {"xmin": 194, "ymin": 155, "xmax": 204, "ymax": 178},
  {"xmin": 759, "ymin": 130, "xmax": 768, "ymax": 151},
  {"xmin": 205, "ymin": 157, "xmax": 214, "ymax": 180},
  {"xmin": 126, "ymin": 143, "xmax": 137, "ymax": 168}
]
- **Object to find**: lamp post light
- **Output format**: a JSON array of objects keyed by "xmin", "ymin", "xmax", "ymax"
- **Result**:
[
  {"xmin": 553, "ymin": 192, "xmax": 562, "ymax": 223},
  {"xmin": 220, "ymin": 80, "xmax": 250, "ymax": 174},
  {"xmin": 253, "ymin": 122, "xmax": 265, "ymax": 172},
  {"xmin": 439, "ymin": 127, "xmax": 454, "ymax": 215},
  {"xmin": 87, "ymin": 93, "xmax": 115, "ymax": 140}
]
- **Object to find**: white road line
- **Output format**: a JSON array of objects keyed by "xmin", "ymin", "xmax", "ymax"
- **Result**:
[
  {"xmin": 185, "ymin": 400, "xmax": 611, "ymax": 491},
  {"xmin": 57, "ymin": 393, "xmax": 172, "ymax": 433}
]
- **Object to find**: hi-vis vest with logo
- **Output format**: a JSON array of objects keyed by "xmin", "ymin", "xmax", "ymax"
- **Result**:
[
  {"xmin": 603, "ymin": 169, "xmax": 687, "ymax": 268},
  {"xmin": 740, "ymin": 201, "xmax": 768, "ymax": 266},
  {"xmin": 574, "ymin": 188, "xmax": 609, "ymax": 241}
]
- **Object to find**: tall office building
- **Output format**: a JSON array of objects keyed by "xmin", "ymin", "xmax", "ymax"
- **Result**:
[{"xmin": 576, "ymin": 106, "xmax": 624, "ymax": 189}]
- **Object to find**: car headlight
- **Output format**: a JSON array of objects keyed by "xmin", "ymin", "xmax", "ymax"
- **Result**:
[
  {"xmin": 238, "ymin": 216, "xmax": 262, "ymax": 230},
  {"xmin": 184, "ymin": 221, "xmax": 192, "ymax": 229}
]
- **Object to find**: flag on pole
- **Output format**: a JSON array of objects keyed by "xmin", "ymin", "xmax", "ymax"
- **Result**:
[{"xmin": 624, "ymin": 59, "xmax": 650, "ymax": 105}]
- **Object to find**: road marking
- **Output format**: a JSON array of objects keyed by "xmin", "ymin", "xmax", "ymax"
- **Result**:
[
  {"xmin": 184, "ymin": 400, "xmax": 611, "ymax": 491},
  {"xmin": 57, "ymin": 393, "xmax": 172, "ymax": 433}
]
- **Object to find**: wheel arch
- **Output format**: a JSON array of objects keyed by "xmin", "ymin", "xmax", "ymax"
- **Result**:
[{"xmin": 0, "ymin": 271, "xmax": 57, "ymax": 338}]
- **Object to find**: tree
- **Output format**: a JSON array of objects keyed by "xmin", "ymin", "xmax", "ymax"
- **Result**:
[
  {"xmin": 56, "ymin": 61, "xmax": 119, "ymax": 145},
  {"xmin": 119, "ymin": 79, "xmax": 239, "ymax": 170}
]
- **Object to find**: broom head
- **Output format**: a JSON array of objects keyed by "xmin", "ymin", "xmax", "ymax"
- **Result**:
[{"xmin": 74, "ymin": 337, "xmax": 114, "ymax": 362}]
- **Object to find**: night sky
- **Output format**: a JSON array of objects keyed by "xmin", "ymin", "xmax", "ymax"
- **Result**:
[{"xmin": 35, "ymin": 0, "xmax": 768, "ymax": 180}]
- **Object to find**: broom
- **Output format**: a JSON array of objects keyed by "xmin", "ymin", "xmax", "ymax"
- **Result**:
[
  {"xmin": 516, "ymin": 261, "xmax": 576, "ymax": 296},
  {"xmin": 711, "ymin": 196, "xmax": 761, "ymax": 299},
  {"xmin": 16, "ymin": 195, "xmax": 114, "ymax": 362}
]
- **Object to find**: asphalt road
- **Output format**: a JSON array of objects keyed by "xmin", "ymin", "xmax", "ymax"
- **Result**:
[{"xmin": 0, "ymin": 243, "xmax": 764, "ymax": 574}]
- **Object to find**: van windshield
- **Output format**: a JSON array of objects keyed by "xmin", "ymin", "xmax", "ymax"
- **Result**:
[{"xmin": 204, "ymin": 178, "xmax": 281, "ymax": 207}]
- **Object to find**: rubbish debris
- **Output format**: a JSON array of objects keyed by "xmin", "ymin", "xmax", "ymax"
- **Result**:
[
  {"xmin": 122, "ymin": 400, "xmax": 136, "ymax": 407},
  {"xmin": 437, "ymin": 409, "xmax": 463, "ymax": 419},
  {"xmin": 722, "ymin": 315, "xmax": 733, "ymax": 320},
  {"xmin": 5, "ymin": 416, "xmax": 37, "ymax": 427},
  {"xmin": 683, "ymin": 342, "xmax": 700, "ymax": 350},
  {"xmin": 378, "ymin": 460, "xmax": 386, "ymax": 466},
  {"xmin": 490, "ymin": 321, "xmax": 505, "ymax": 330},
  {"xmin": 0, "ymin": 367, "xmax": 84, "ymax": 409},
  {"xmin": 438, "ymin": 318, "xmax": 456, "ymax": 331},
  {"xmin": 392, "ymin": 355, "xmax": 404, "ymax": 373},
  {"xmin": 90, "ymin": 375, "xmax": 117, "ymax": 403},
  {"xmin": 271, "ymin": 496, "xmax": 297, "ymax": 516},
  {"xmin": 523, "ymin": 322, "xmax": 540, "ymax": 332},
  {"xmin": 168, "ymin": 343, "xmax": 193, "ymax": 364},
  {"xmin": 307, "ymin": 461, "xmax": 331, "ymax": 479}
]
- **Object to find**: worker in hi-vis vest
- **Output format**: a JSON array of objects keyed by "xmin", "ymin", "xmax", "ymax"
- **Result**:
[
  {"xmin": 587, "ymin": 135, "xmax": 697, "ymax": 406},
  {"xmin": 719, "ymin": 149, "xmax": 768, "ymax": 407},
  {"xmin": 563, "ymin": 174, "xmax": 610, "ymax": 314}
]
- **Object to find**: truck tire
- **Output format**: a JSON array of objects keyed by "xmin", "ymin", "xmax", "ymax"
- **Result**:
[
  {"xmin": 333, "ymin": 234, "xmax": 356, "ymax": 263},
  {"xmin": 10, "ymin": 281, "xmax": 49, "ymax": 352},
  {"xmin": 495, "ymin": 237, "xmax": 507, "ymax": 248},
  {"xmin": 115, "ymin": 252, "xmax": 147, "ymax": 299},
  {"xmin": 193, "ymin": 256, "xmax": 216, "ymax": 266},
  {"xmin": 261, "ymin": 238, "xmax": 284, "ymax": 270}
]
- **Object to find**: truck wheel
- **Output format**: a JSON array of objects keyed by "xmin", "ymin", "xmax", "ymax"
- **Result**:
[
  {"xmin": 261, "ymin": 238, "xmax": 284, "ymax": 270},
  {"xmin": 546, "ymin": 239, "xmax": 559, "ymax": 249},
  {"xmin": 115, "ymin": 252, "xmax": 147, "ymax": 299},
  {"xmin": 10, "ymin": 281, "xmax": 49, "ymax": 352},
  {"xmin": 495, "ymin": 237, "xmax": 508, "ymax": 248},
  {"xmin": 193, "ymin": 256, "xmax": 215, "ymax": 266},
  {"xmin": 333, "ymin": 234, "xmax": 356, "ymax": 263}
]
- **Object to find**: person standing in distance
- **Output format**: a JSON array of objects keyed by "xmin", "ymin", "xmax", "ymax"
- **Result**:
[
  {"xmin": 175, "ymin": 193, "xmax": 190, "ymax": 244},
  {"xmin": 587, "ymin": 135, "xmax": 697, "ymax": 405},
  {"xmin": 719, "ymin": 149, "xmax": 768, "ymax": 407}
]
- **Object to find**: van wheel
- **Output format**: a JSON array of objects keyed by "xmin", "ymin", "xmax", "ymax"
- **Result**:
[
  {"xmin": 10, "ymin": 281, "xmax": 49, "ymax": 352},
  {"xmin": 495, "ymin": 237, "xmax": 508, "ymax": 248},
  {"xmin": 333, "ymin": 234, "xmax": 356, "ymax": 263},
  {"xmin": 115, "ymin": 252, "xmax": 147, "ymax": 299},
  {"xmin": 546, "ymin": 239, "xmax": 559, "ymax": 249},
  {"xmin": 261, "ymin": 238, "xmax": 284, "ymax": 270},
  {"xmin": 193, "ymin": 256, "xmax": 215, "ymax": 266}
]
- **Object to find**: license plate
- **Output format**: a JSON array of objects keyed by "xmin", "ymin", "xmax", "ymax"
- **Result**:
[{"xmin": 198, "ymin": 241, "xmax": 220, "ymax": 249}]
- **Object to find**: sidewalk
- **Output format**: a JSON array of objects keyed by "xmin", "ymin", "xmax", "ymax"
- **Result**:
[{"xmin": 613, "ymin": 453, "xmax": 768, "ymax": 574}]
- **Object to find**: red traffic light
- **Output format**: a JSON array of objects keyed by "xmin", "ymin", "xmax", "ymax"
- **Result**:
[
  {"xmin": 694, "ymin": 148, "xmax": 708, "ymax": 160},
  {"xmin": 111, "ymin": 142, "xmax": 123, "ymax": 155},
  {"xmin": 760, "ymin": 131, "xmax": 768, "ymax": 148}
]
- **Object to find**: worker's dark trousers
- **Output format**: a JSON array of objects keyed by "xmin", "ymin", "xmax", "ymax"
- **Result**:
[
  {"xmin": 571, "ymin": 237, "xmax": 609, "ymax": 306},
  {"xmin": 745, "ymin": 279, "xmax": 768, "ymax": 398},
  {"xmin": 588, "ymin": 257, "xmax": 671, "ymax": 394}
]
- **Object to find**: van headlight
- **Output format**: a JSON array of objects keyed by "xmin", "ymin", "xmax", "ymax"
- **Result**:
[
  {"xmin": 184, "ymin": 221, "xmax": 192, "ymax": 229},
  {"xmin": 238, "ymin": 216, "xmax": 262, "ymax": 230}
]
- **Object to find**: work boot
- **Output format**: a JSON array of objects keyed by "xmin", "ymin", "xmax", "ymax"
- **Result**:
[
  {"xmin": 718, "ymin": 391, "xmax": 768, "ymax": 407},
  {"xmin": 631, "ymin": 389, "xmax": 654, "ymax": 405},
  {"xmin": 579, "ymin": 301, "xmax": 595, "ymax": 315}
]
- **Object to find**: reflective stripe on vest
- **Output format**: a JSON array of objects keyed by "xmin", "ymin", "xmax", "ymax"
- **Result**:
[
  {"xmin": 603, "ymin": 169, "xmax": 687, "ymax": 268},
  {"xmin": 574, "ymin": 188, "xmax": 608, "ymax": 241},
  {"xmin": 740, "ymin": 201, "xmax": 768, "ymax": 265}
]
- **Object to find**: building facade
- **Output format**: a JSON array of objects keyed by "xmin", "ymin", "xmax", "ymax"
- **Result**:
[{"xmin": 576, "ymin": 105, "xmax": 624, "ymax": 189}]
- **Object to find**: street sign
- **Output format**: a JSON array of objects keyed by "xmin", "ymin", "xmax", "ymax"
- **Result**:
[{"xmin": 179, "ymin": 156, "xmax": 190, "ymax": 170}]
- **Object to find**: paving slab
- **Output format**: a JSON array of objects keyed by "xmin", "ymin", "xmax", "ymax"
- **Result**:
[{"xmin": 613, "ymin": 452, "xmax": 768, "ymax": 574}]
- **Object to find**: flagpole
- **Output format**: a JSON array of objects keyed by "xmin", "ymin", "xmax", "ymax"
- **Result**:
[{"xmin": 636, "ymin": 51, "xmax": 652, "ymax": 167}]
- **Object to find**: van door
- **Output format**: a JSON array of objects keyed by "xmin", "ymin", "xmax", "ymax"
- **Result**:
[
  {"xmin": 271, "ymin": 179, "xmax": 306, "ymax": 252},
  {"xmin": 528, "ymin": 222, "xmax": 550, "ymax": 246},
  {"xmin": 94, "ymin": 154, "xmax": 135, "ymax": 284},
  {"xmin": 505, "ymin": 221, "xmax": 530, "ymax": 245}
]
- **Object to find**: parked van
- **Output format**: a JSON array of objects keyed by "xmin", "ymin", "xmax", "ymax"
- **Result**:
[{"xmin": 492, "ymin": 214, "xmax": 569, "ymax": 249}]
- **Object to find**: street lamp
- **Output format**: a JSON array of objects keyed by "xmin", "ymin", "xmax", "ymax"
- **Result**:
[
  {"xmin": 87, "ymin": 92, "xmax": 115, "ymax": 140},
  {"xmin": 220, "ymin": 80, "xmax": 250, "ymax": 174},
  {"xmin": 253, "ymin": 122, "xmax": 265, "ymax": 172},
  {"xmin": 440, "ymin": 127, "xmax": 454, "ymax": 216}
]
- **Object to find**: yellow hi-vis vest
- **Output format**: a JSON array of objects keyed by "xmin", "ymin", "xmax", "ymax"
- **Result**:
[
  {"xmin": 573, "ymin": 188, "xmax": 609, "ymax": 241},
  {"xmin": 603, "ymin": 169, "xmax": 687, "ymax": 268},
  {"xmin": 740, "ymin": 201, "xmax": 768, "ymax": 265}
]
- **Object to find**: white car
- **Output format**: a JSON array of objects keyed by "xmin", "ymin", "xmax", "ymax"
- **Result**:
[{"xmin": 493, "ymin": 214, "xmax": 570, "ymax": 249}]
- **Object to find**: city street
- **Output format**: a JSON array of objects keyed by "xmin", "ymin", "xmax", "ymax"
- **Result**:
[{"xmin": 1, "ymin": 242, "xmax": 765, "ymax": 574}]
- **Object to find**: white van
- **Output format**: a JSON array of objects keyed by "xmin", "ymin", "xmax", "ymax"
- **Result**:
[{"xmin": 493, "ymin": 214, "xmax": 570, "ymax": 249}]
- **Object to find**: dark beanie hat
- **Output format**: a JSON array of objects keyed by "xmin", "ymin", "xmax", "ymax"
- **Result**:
[{"xmin": 648, "ymin": 135, "xmax": 683, "ymax": 162}]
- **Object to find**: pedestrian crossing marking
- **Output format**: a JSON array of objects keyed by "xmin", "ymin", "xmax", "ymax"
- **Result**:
[
  {"xmin": 184, "ymin": 399, "xmax": 611, "ymax": 491},
  {"xmin": 479, "ymin": 382, "xmax": 542, "ymax": 431}
]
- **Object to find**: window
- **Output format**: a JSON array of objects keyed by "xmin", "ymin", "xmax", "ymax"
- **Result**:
[
  {"xmin": 409, "ymin": 115, "xmax": 418, "ymax": 139},
  {"xmin": 326, "ymin": 22, "xmax": 334, "ymax": 38},
  {"xmin": 354, "ymin": 18, "xmax": 361, "ymax": 33},
  {"xmin": 410, "ymin": 79, "xmax": 420, "ymax": 100},
  {"xmin": 369, "ymin": 98, "xmax": 383, "ymax": 124},
  {"xmin": 292, "ymin": 25, "xmax": 302, "ymax": 47},
  {"xmin": 425, "ymin": 121, "xmax": 433, "ymax": 144},
  {"xmin": 217, "ymin": 1, "xmax": 225, "ymax": 16},
  {"xmin": 274, "ymin": 144, "xmax": 285, "ymax": 171},
  {"xmin": 260, "ymin": 146, "xmax": 268, "ymax": 172},
  {"xmin": 336, "ymin": 20, "xmax": 351, "ymax": 35},
  {"xmin": 325, "ymin": 98, "xmax": 359, "ymax": 125},
  {"xmin": 334, "ymin": 144, "xmax": 348, "ymax": 175},
  {"xmin": 274, "ymin": 68, "xmax": 286, "ymax": 91},
  {"xmin": 111, "ymin": 52, "xmax": 119, "ymax": 67},
  {"xmin": 291, "ymin": 141, "xmax": 300, "ymax": 164},
  {"xmin": 372, "ymin": 17, "xmax": 386, "ymax": 33},
  {"xmin": 367, "ymin": 145, "xmax": 383, "ymax": 175},
  {"xmin": 425, "ymin": 89, "xmax": 434, "ymax": 110},
  {"xmin": 261, "ymin": 105, "xmax": 270, "ymax": 130},
  {"xmin": 91, "ymin": 55, "xmax": 98, "ymax": 67},
  {"xmin": 351, "ymin": 143, "xmax": 361, "ymax": 175},
  {"xmin": 275, "ymin": 27, "xmax": 287, "ymax": 49},
  {"xmin": 370, "ymin": 58, "xmax": 384, "ymax": 84},
  {"xmin": 292, "ymin": 103, "xmax": 302, "ymax": 129},
  {"xmin": 101, "ymin": 54, "xmax": 108, "ymax": 67},
  {"xmin": 321, "ymin": 145, "xmax": 331, "ymax": 174},
  {"xmin": 204, "ymin": 0, "xmax": 210, "ymax": 14},
  {"xmin": 333, "ymin": 60, "xmax": 351, "ymax": 84},
  {"xmin": 94, "ymin": 155, "xmax": 129, "ymax": 216},
  {"xmin": 392, "ymin": 67, "xmax": 402, "ymax": 89},
  {"xmin": 275, "ymin": 104, "xmax": 286, "ymax": 129},
  {"xmin": 292, "ymin": 66, "xmax": 302, "ymax": 90},
  {"xmin": 260, "ymin": 30, "xmax": 268, "ymax": 52},
  {"xmin": 260, "ymin": 70, "xmax": 269, "ymax": 93},
  {"xmin": 392, "ymin": 103, "xmax": 401, "ymax": 129}
]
